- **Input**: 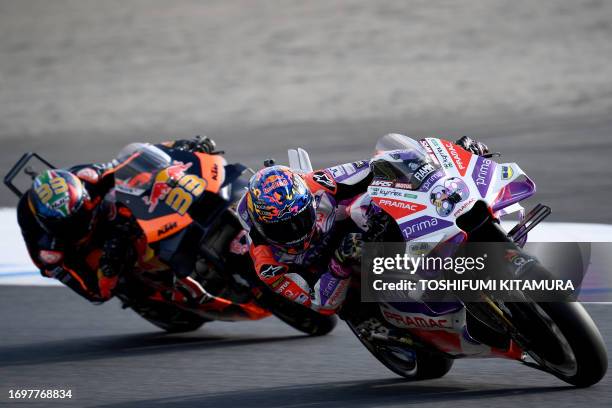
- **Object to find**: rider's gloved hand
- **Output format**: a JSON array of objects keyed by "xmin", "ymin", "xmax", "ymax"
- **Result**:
[
  {"xmin": 192, "ymin": 136, "xmax": 216, "ymax": 153},
  {"xmin": 173, "ymin": 136, "xmax": 217, "ymax": 154},
  {"xmin": 97, "ymin": 234, "xmax": 133, "ymax": 299},
  {"xmin": 330, "ymin": 232, "xmax": 363, "ymax": 279},
  {"xmin": 100, "ymin": 238, "xmax": 123, "ymax": 275},
  {"xmin": 98, "ymin": 273, "xmax": 118, "ymax": 299},
  {"xmin": 100, "ymin": 232, "xmax": 132, "ymax": 270},
  {"xmin": 334, "ymin": 232, "xmax": 363, "ymax": 265},
  {"xmin": 455, "ymin": 136, "xmax": 489, "ymax": 157}
]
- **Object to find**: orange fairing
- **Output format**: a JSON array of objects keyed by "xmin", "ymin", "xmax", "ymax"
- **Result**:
[
  {"xmin": 195, "ymin": 152, "xmax": 226, "ymax": 193},
  {"xmin": 138, "ymin": 213, "xmax": 193, "ymax": 244},
  {"xmin": 239, "ymin": 300, "xmax": 272, "ymax": 320}
]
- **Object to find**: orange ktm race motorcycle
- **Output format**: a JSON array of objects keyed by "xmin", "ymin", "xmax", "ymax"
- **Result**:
[{"xmin": 4, "ymin": 142, "xmax": 336, "ymax": 335}]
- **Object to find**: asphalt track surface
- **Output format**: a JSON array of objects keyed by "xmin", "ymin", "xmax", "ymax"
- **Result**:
[
  {"xmin": 0, "ymin": 286, "xmax": 610, "ymax": 408},
  {"xmin": 1, "ymin": 1, "xmax": 612, "ymax": 407}
]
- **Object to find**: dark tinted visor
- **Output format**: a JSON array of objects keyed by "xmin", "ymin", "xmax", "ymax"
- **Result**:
[
  {"xmin": 41, "ymin": 203, "xmax": 95, "ymax": 241},
  {"xmin": 258, "ymin": 203, "xmax": 316, "ymax": 247}
]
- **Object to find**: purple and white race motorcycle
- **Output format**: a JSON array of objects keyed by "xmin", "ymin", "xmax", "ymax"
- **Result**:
[{"xmin": 295, "ymin": 134, "xmax": 607, "ymax": 387}]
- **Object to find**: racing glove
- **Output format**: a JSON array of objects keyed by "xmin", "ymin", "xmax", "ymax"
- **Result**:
[
  {"xmin": 97, "ymin": 216, "xmax": 138, "ymax": 297},
  {"xmin": 98, "ymin": 239, "xmax": 135, "ymax": 298},
  {"xmin": 99, "ymin": 238, "xmax": 129, "ymax": 276},
  {"xmin": 98, "ymin": 274, "xmax": 118, "ymax": 299},
  {"xmin": 335, "ymin": 232, "xmax": 363, "ymax": 264},
  {"xmin": 173, "ymin": 136, "xmax": 217, "ymax": 154},
  {"xmin": 330, "ymin": 232, "xmax": 363, "ymax": 279},
  {"xmin": 97, "ymin": 238, "xmax": 127, "ymax": 298},
  {"xmin": 455, "ymin": 136, "xmax": 489, "ymax": 157}
]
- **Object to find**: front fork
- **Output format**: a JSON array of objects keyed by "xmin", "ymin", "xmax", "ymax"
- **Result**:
[{"xmin": 455, "ymin": 200, "xmax": 562, "ymax": 360}]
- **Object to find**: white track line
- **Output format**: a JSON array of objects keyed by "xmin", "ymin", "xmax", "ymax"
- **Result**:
[{"xmin": 1, "ymin": 208, "xmax": 610, "ymax": 288}]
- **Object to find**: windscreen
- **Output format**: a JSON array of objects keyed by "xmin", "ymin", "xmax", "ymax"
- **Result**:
[
  {"xmin": 375, "ymin": 133, "xmax": 427, "ymax": 153},
  {"xmin": 371, "ymin": 135, "xmax": 441, "ymax": 189},
  {"xmin": 114, "ymin": 143, "xmax": 172, "ymax": 194}
]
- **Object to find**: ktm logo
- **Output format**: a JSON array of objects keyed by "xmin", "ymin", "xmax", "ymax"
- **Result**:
[{"xmin": 157, "ymin": 222, "xmax": 178, "ymax": 236}]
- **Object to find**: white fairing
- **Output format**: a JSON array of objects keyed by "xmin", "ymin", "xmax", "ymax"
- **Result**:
[
  {"xmin": 366, "ymin": 135, "xmax": 534, "ymax": 357},
  {"xmin": 367, "ymin": 136, "xmax": 531, "ymax": 246}
]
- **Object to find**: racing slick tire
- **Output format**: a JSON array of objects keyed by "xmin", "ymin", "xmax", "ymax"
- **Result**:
[
  {"xmin": 128, "ymin": 299, "xmax": 210, "ymax": 333},
  {"xmin": 507, "ymin": 301, "xmax": 607, "ymax": 387}
]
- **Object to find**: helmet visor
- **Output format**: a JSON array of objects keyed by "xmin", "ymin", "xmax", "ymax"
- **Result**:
[
  {"xmin": 258, "ymin": 202, "xmax": 316, "ymax": 248},
  {"xmin": 40, "ymin": 202, "xmax": 95, "ymax": 241}
]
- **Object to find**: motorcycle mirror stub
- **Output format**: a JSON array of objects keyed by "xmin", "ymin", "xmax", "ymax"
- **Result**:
[
  {"xmin": 288, "ymin": 148, "xmax": 314, "ymax": 173},
  {"xmin": 4, "ymin": 152, "xmax": 56, "ymax": 198}
]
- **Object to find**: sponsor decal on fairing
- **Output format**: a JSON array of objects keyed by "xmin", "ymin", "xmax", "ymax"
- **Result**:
[
  {"xmin": 398, "ymin": 216, "xmax": 454, "ymax": 240},
  {"xmin": 471, "ymin": 156, "xmax": 495, "ymax": 198}
]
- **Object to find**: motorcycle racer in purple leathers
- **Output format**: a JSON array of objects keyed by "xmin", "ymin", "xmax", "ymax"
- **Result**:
[{"xmin": 236, "ymin": 135, "xmax": 489, "ymax": 315}]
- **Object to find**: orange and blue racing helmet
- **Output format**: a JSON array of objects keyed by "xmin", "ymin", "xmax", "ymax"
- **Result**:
[{"xmin": 246, "ymin": 165, "xmax": 316, "ymax": 251}]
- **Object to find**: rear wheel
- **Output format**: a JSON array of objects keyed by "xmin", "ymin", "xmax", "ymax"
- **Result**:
[
  {"xmin": 128, "ymin": 299, "xmax": 210, "ymax": 333},
  {"xmin": 346, "ymin": 321, "xmax": 453, "ymax": 380}
]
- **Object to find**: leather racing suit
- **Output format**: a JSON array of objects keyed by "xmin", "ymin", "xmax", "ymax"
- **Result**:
[
  {"xmin": 16, "ymin": 137, "xmax": 216, "ymax": 302},
  {"xmin": 237, "ymin": 160, "xmax": 373, "ymax": 314},
  {"xmin": 237, "ymin": 136, "xmax": 490, "ymax": 315}
]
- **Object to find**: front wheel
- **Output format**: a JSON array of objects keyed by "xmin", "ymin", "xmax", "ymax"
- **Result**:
[{"xmin": 508, "ymin": 301, "xmax": 607, "ymax": 387}]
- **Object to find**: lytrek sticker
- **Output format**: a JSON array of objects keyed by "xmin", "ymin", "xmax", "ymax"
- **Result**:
[
  {"xmin": 398, "ymin": 216, "xmax": 454, "ymax": 240},
  {"xmin": 372, "ymin": 197, "xmax": 427, "ymax": 219},
  {"xmin": 441, "ymin": 140, "xmax": 472, "ymax": 176},
  {"xmin": 471, "ymin": 156, "xmax": 495, "ymax": 197}
]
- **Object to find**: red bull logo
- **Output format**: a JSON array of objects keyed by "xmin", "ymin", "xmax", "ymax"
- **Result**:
[
  {"xmin": 261, "ymin": 174, "xmax": 290, "ymax": 194},
  {"xmin": 144, "ymin": 161, "xmax": 192, "ymax": 213}
]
